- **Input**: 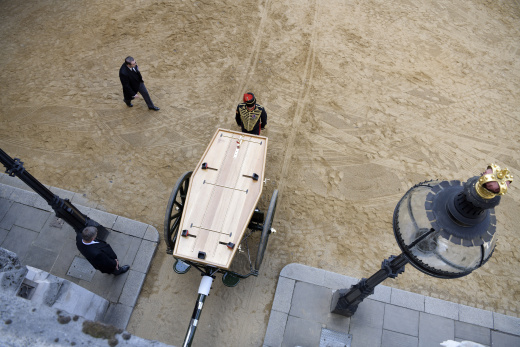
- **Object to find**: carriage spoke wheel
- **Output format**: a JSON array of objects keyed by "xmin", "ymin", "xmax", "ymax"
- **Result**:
[
  {"xmin": 164, "ymin": 171, "xmax": 192, "ymax": 254},
  {"xmin": 255, "ymin": 189, "xmax": 278, "ymax": 271}
]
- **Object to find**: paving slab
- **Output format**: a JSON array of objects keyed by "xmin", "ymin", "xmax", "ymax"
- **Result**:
[
  {"xmin": 0, "ymin": 184, "xmax": 15, "ymax": 199},
  {"xmin": 119, "ymin": 270, "xmax": 146, "ymax": 307},
  {"xmin": 0, "ymin": 179, "xmax": 160, "ymax": 337},
  {"xmin": 0, "ymin": 197, "xmax": 12, "ymax": 220},
  {"xmin": 391, "ymin": 288, "xmax": 424, "ymax": 311},
  {"xmin": 0, "ymin": 227, "xmax": 8, "ymax": 245},
  {"xmin": 0, "ymin": 202, "xmax": 44, "ymax": 230},
  {"xmin": 290, "ymin": 281, "xmax": 334, "ymax": 321},
  {"xmin": 108, "ymin": 233, "xmax": 141, "ymax": 269},
  {"xmin": 266, "ymin": 264, "xmax": 520, "ymax": 347},
  {"xmin": 283, "ymin": 315, "xmax": 322, "ymax": 347},
  {"xmin": 349, "ymin": 299, "xmax": 385, "ymax": 347},
  {"xmin": 50, "ymin": 243, "xmax": 81, "ymax": 281},
  {"xmin": 383, "ymin": 304, "xmax": 420, "ymax": 337},
  {"xmin": 1, "ymin": 225, "xmax": 39, "ymax": 260},
  {"xmin": 34, "ymin": 217, "xmax": 71, "ymax": 253},
  {"xmin": 86, "ymin": 208, "xmax": 118, "ymax": 229},
  {"xmin": 382, "ymin": 329, "xmax": 418, "ymax": 347},
  {"xmin": 493, "ymin": 312, "xmax": 520, "ymax": 335},
  {"xmin": 490, "ymin": 330, "xmax": 520, "ymax": 347},
  {"xmin": 9, "ymin": 188, "xmax": 38, "ymax": 207},
  {"xmin": 71, "ymin": 192, "xmax": 99, "ymax": 208},
  {"xmin": 454, "ymin": 321, "xmax": 491, "ymax": 346},
  {"xmin": 144, "ymin": 224, "xmax": 160, "ymax": 242},
  {"xmin": 112, "ymin": 216, "xmax": 148, "ymax": 238},
  {"xmin": 418, "ymin": 312, "xmax": 454, "ymax": 347},
  {"xmin": 0, "ymin": 174, "xmax": 31, "ymax": 189},
  {"xmin": 459, "ymin": 304, "xmax": 494, "ymax": 329},
  {"xmin": 103, "ymin": 302, "xmax": 134, "ymax": 329},
  {"xmin": 280, "ymin": 262, "xmax": 326, "ymax": 285},
  {"xmin": 272, "ymin": 276, "xmax": 295, "ymax": 314},
  {"xmin": 67, "ymin": 256, "xmax": 96, "ymax": 281},
  {"xmin": 425, "ymin": 296, "xmax": 459, "ymax": 320},
  {"xmin": 264, "ymin": 310, "xmax": 288, "ymax": 347},
  {"xmin": 24, "ymin": 244, "xmax": 59, "ymax": 272},
  {"xmin": 131, "ymin": 239, "xmax": 157, "ymax": 273}
]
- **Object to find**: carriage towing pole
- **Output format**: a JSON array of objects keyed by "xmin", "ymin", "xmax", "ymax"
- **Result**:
[{"xmin": 183, "ymin": 275, "xmax": 214, "ymax": 347}]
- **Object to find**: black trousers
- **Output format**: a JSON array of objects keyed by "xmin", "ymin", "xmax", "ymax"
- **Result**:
[{"xmin": 124, "ymin": 83, "xmax": 155, "ymax": 108}]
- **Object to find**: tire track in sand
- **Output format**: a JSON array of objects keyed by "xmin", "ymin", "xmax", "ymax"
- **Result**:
[
  {"xmin": 233, "ymin": 0, "xmax": 272, "ymax": 104},
  {"xmin": 230, "ymin": 1, "xmax": 321, "ymax": 346},
  {"xmin": 276, "ymin": 0, "xmax": 321, "ymax": 200},
  {"xmin": 226, "ymin": 2, "xmax": 274, "ymax": 346}
]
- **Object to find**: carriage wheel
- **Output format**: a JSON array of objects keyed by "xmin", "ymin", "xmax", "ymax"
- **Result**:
[
  {"xmin": 255, "ymin": 189, "xmax": 278, "ymax": 271},
  {"xmin": 164, "ymin": 171, "xmax": 192, "ymax": 254}
]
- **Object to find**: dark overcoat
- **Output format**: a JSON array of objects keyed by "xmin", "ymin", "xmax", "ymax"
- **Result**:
[
  {"xmin": 119, "ymin": 63, "xmax": 144, "ymax": 100},
  {"xmin": 76, "ymin": 233, "xmax": 118, "ymax": 274}
]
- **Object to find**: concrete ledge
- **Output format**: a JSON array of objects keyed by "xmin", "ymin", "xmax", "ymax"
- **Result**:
[
  {"xmin": 263, "ymin": 310, "xmax": 288, "ymax": 347},
  {"xmin": 271, "ymin": 276, "xmax": 295, "ymax": 314},
  {"xmin": 103, "ymin": 302, "xmax": 134, "ymax": 330},
  {"xmin": 119, "ymin": 270, "xmax": 146, "ymax": 307},
  {"xmin": 0, "ymin": 291, "xmax": 175, "ymax": 347},
  {"xmin": 268, "ymin": 264, "xmax": 520, "ymax": 346},
  {"xmin": 0, "ymin": 184, "xmax": 15, "ymax": 199},
  {"xmin": 494, "ymin": 312, "xmax": 520, "ymax": 335},
  {"xmin": 390, "ymin": 288, "xmax": 424, "ymax": 311},
  {"xmin": 280, "ymin": 263, "xmax": 326, "ymax": 285},
  {"xmin": 144, "ymin": 225, "xmax": 160, "ymax": 243},
  {"xmin": 132, "ymin": 240, "xmax": 158, "ymax": 273},
  {"xmin": 425, "ymin": 296, "xmax": 459, "ymax": 320},
  {"xmin": 459, "ymin": 304, "xmax": 494, "ymax": 329},
  {"xmin": 9, "ymin": 188, "xmax": 38, "ymax": 206},
  {"xmin": 113, "ymin": 216, "xmax": 148, "ymax": 238},
  {"xmin": 0, "ymin": 178, "xmax": 160, "ymax": 331}
]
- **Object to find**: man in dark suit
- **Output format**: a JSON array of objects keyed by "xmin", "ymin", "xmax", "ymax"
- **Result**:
[
  {"xmin": 119, "ymin": 56, "xmax": 160, "ymax": 111},
  {"xmin": 76, "ymin": 226, "xmax": 130, "ymax": 275}
]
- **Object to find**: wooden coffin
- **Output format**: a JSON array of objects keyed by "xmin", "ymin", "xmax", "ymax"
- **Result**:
[{"xmin": 173, "ymin": 128, "xmax": 268, "ymax": 269}]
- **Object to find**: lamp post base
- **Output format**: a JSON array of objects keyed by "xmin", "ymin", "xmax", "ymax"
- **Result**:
[{"xmin": 330, "ymin": 254, "xmax": 408, "ymax": 317}]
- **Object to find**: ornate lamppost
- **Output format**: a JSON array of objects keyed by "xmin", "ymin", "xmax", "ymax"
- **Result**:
[
  {"xmin": 0, "ymin": 148, "xmax": 109, "ymax": 239},
  {"xmin": 331, "ymin": 164, "xmax": 513, "ymax": 317}
]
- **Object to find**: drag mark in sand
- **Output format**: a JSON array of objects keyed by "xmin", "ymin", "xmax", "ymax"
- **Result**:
[
  {"xmin": 276, "ymin": 0, "xmax": 321, "ymax": 200},
  {"xmin": 234, "ymin": 0, "xmax": 272, "ymax": 103}
]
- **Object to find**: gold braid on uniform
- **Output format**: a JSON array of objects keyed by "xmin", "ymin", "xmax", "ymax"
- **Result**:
[{"xmin": 238, "ymin": 103, "xmax": 263, "ymax": 131}]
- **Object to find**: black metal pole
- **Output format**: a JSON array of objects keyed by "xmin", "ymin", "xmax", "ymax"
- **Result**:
[
  {"xmin": 182, "ymin": 292, "xmax": 208, "ymax": 347},
  {"xmin": 0, "ymin": 148, "xmax": 109, "ymax": 239},
  {"xmin": 182, "ymin": 275, "xmax": 214, "ymax": 347},
  {"xmin": 330, "ymin": 253, "xmax": 408, "ymax": 317}
]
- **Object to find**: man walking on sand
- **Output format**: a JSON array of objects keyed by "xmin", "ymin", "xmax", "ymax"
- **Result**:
[{"xmin": 119, "ymin": 56, "xmax": 160, "ymax": 111}]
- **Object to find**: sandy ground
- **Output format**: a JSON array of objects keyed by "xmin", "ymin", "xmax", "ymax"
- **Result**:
[{"xmin": 1, "ymin": 0, "xmax": 519, "ymax": 345}]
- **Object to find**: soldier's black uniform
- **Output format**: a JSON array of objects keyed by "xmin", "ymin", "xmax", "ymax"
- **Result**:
[{"xmin": 235, "ymin": 93, "xmax": 267, "ymax": 135}]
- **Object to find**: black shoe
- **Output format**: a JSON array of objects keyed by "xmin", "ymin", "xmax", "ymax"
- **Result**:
[
  {"xmin": 149, "ymin": 106, "xmax": 160, "ymax": 111},
  {"xmin": 114, "ymin": 265, "xmax": 130, "ymax": 276},
  {"xmin": 126, "ymin": 103, "xmax": 133, "ymax": 107}
]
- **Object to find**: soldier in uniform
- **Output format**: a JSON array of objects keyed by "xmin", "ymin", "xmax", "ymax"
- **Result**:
[{"xmin": 235, "ymin": 92, "xmax": 267, "ymax": 135}]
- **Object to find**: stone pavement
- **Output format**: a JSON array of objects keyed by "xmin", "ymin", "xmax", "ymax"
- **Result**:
[
  {"xmin": 0, "ymin": 172, "xmax": 159, "ymax": 330},
  {"xmin": 264, "ymin": 264, "xmax": 520, "ymax": 347},
  {"xmin": 2, "ymin": 170, "xmax": 520, "ymax": 347}
]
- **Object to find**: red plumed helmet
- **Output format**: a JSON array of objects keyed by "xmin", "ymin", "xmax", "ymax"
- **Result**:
[{"xmin": 243, "ymin": 93, "xmax": 256, "ymax": 106}]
